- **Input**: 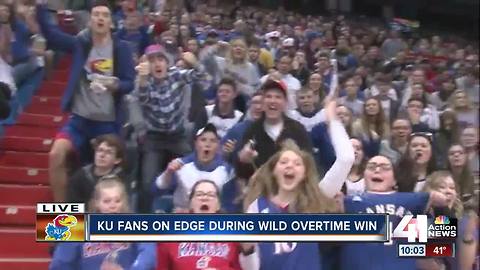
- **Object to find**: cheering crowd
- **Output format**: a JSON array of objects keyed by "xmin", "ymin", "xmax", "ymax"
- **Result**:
[{"xmin": 0, "ymin": 0, "xmax": 478, "ymax": 269}]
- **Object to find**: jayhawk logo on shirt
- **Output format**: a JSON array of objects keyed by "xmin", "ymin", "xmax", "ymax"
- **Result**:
[{"xmin": 89, "ymin": 59, "xmax": 113, "ymax": 75}]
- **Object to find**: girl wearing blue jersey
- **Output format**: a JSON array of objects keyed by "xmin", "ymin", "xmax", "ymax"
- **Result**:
[
  {"xmin": 340, "ymin": 155, "xmax": 448, "ymax": 270},
  {"xmin": 242, "ymin": 99, "xmax": 355, "ymax": 270},
  {"xmin": 49, "ymin": 177, "xmax": 156, "ymax": 270}
]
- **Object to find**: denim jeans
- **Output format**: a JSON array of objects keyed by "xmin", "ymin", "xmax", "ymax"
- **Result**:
[
  {"xmin": 138, "ymin": 131, "xmax": 191, "ymax": 212},
  {"xmin": 12, "ymin": 57, "xmax": 39, "ymax": 86}
]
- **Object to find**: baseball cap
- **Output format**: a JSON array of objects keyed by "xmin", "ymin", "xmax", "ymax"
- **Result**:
[
  {"xmin": 266, "ymin": 31, "xmax": 281, "ymax": 39},
  {"xmin": 282, "ymin": 38, "xmax": 295, "ymax": 47},
  {"xmin": 144, "ymin": 44, "xmax": 168, "ymax": 62},
  {"xmin": 262, "ymin": 79, "xmax": 288, "ymax": 98},
  {"xmin": 207, "ymin": 29, "xmax": 219, "ymax": 37},
  {"xmin": 195, "ymin": 123, "xmax": 219, "ymax": 139}
]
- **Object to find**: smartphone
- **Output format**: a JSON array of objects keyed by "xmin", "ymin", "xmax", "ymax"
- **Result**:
[{"xmin": 248, "ymin": 139, "xmax": 256, "ymax": 151}]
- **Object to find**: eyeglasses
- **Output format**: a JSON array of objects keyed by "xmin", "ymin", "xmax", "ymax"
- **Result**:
[
  {"xmin": 366, "ymin": 162, "xmax": 393, "ymax": 172},
  {"xmin": 193, "ymin": 192, "xmax": 217, "ymax": 198},
  {"xmin": 410, "ymin": 132, "xmax": 433, "ymax": 142}
]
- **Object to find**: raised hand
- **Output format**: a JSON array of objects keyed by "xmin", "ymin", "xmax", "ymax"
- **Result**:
[
  {"xmin": 323, "ymin": 96, "xmax": 338, "ymax": 122},
  {"xmin": 223, "ymin": 139, "xmax": 237, "ymax": 154},
  {"xmin": 135, "ymin": 55, "xmax": 150, "ymax": 77},
  {"xmin": 166, "ymin": 158, "xmax": 184, "ymax": 174},
  {"xmin": 182, "ymin": 52, "xmax": 198, "ymax": 68},
  {"xmin": 238, "ymin": 140, "xmax": 258, "ymax": 164}
]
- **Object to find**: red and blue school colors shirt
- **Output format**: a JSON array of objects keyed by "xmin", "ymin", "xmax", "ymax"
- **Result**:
[
  {"xmin": 340, "ymin": 192, "xmax": 430, "ymax": 270},
  {"xmin": 157, "ymin": 242, "xmax": 242, "ymax": 270},
  {"xmin": 249, "ymin": 196, "xmax": 322, "ymax": 270}
]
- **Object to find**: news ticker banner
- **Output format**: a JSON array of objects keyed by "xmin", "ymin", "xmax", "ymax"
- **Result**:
[
  {"xmin": 86, "ymin": 214, "xmax": 388, "ymax": 242},
  {"xmin": 36, "ymin": 203, "xmax": 388, "ymax": 242},
  {"xmin": 35, "ymin": 203, "xmax": 458, "ymax": 248}
]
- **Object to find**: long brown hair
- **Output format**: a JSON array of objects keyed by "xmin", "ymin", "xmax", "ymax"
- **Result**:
[
  {"xmin": 396, "ymin": 133, "xmax": 437, "ymax": 192},
  {"xmin": 358, "ymin": 97, "xmax": 389, "ymax": 139},
  {"xmin": 243, "ymin": 140, "xmax": 339, "ymax": 213},
  {"xmin": 447, "ymin": 144, "xmax": 475, "ymax": 204}
]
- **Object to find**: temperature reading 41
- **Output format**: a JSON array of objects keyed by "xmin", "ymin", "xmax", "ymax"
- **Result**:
[
  {"xmin": 426, "ymin": 243, "xmax": 454, "ymax": 257},
  {"xmin": 433, "ymin": 246, "xmax": 447, "ymax": 255}
]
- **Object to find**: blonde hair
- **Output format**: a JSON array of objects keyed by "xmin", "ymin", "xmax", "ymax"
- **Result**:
[
  {"xmin": 450, "ymin": 89, "xmax": 473, "ymax": 110},
  {"xmin": 243, "ymin": 140, "xmax": 339, "ymax": 213},
  {"xmin": 423, "ymin": 170, "xmax": 463, "ymax": 218},
  {"xmin": 89, "ymin": 176, "xmax": 130, "ymax": 213},
  {"xmin": 227, "ymin": 38, "xmax": 248, "ymax": 64}
]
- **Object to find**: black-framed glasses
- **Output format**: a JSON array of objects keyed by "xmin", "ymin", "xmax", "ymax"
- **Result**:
[
  {"xmin": 366, "ymin": 162, "xmax": 393, "ymax": 172},
  {"xmin": 410, "ymin": 132, "xmax": 433, "ymax": 142},
  {"xmin": 193, "ymin": 192, "xmax": 217, "ymax": 199}
]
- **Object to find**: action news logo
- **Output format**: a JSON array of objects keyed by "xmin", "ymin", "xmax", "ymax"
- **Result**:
[{"xmin": 393, "ymin": 215, "xmax": 457, "ymax": 243}]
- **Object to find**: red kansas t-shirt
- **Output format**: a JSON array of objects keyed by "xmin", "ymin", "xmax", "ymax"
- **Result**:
[{"xmin": 157, "ymin": 242, "xmax": 242, "ymax": 270}]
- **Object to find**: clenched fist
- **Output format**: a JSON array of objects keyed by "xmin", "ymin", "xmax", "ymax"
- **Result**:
[{"xmin": 182, "ymin": 52, "xmax": 198, "ymax": 68}]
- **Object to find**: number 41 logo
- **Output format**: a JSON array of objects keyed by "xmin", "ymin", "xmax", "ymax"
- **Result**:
[{"xmin": 392, "ymin": 215, "xmax": 428, "ymax": 243}]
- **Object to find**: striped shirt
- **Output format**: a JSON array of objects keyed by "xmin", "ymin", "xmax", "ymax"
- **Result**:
[{"xmin": 134, "ymin": 66, "xmax": 209, "ymax": 134}]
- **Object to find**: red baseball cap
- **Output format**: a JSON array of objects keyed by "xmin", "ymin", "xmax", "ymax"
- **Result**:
[{"xmin": 262, "ymin": 79, "xmax": 288, "ymax": 98}]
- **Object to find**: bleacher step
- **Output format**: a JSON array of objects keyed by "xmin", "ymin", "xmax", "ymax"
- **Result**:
[
  {"xmin": 36, "ymin": 82, "xmax": 67, "ymax": 97},
  {"xmin": 0, "ymin": 259, "xmax": 50, "ymax": 270},
  {"xmin": 4, "ymin": 126, "xmax": 58, "ymax": 140},
  {"xmin": 0, "ymin": 166, "xmax": 48, "ymax": 185},
  {"xmin": 0, "ymin": 227, "xmax": 51, "ymax": 258},
  {"xmin": 0, "ymin": 184, "xmax": 52, "ymax": 205},
  {"xmin": 0, "ymin": 151, "xmax": 49, "ymax": 168},
  {"xmin": 16, "ymin": 113, "xmax": 67, "ymax": 128},
  {"xmin": 0, "ymin": 205, "xmax": 36, "ymax": 226},
  {"xmin": 0, "ymin": 137, "xmax": 53, "ymax": 152}
]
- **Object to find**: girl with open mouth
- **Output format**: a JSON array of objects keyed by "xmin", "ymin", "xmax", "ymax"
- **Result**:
[
  {"xmin": 422, "ymin": 171, "xmax": 478, "ymax": 270},
  {"xmin": 157, "ymin": 180, "xmax": 254, "ymax": 270},
  {"xmin": 339, "ymin": 155, "xmax": 450, "ymax": 270},
  {"xmin": 396, "ymin": 132, "xmax": 436, "ymax": 193},
  {"xmin": 242, "ymin": 98, "xmax": 355, "ymax": 270}
]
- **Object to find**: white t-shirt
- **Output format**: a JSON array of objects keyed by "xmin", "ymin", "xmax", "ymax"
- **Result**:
[
  {"xmin": 287, "ymin": 109, "xmax": 326, "ymax": 132},
  {"xmin": 380, "ymin": 99, "xmax": 392, "ymax": 120},
  {"xmin": 205, "ymin": 104, "xmax": 244, "ymax": 138},
  {"xmin": 345, "ymin": 178, "xmax": 366, "ymax": 196},
  {"xmin": 414, "ymin": 180, "xmax": 427, "ymax": 192},
  {"xmin": 264, "ymin": 121, "xmax": 283, "ymax": 141}
]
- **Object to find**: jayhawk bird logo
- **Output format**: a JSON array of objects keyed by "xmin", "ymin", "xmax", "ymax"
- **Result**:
[{"xmin": 45, "ymin": 215, "xmax": 78, "ymax": 241}]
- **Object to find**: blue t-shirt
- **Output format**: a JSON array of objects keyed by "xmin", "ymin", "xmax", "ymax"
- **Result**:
[
  {"xmin": 254, "ymin": 197, "xmax": 322, "ymax": 270},
  {"xmin": 49, "ymin": 242, "xmax": 156, "ymax": 270},
  {"xmin": 340, "ymin": 192, "xmax": 430, "ymax": 270}
]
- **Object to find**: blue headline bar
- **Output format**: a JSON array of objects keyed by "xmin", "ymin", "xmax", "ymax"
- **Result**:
[{"xmin": 87, "ymin": 214, "xmax": 389, "ymax": 242}]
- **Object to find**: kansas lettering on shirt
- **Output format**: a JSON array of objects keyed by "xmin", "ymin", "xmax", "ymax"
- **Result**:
[
  {"xmin": 178, "ymin": 243, "xmax": 230, "ymax": 258},
  {"xmin": 249, "ymin": 197, "xmax": 322, "ymax": 270},
  {"xmin": 340, "ymin": 192, "xmax": 430, "ymax": 270}
]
